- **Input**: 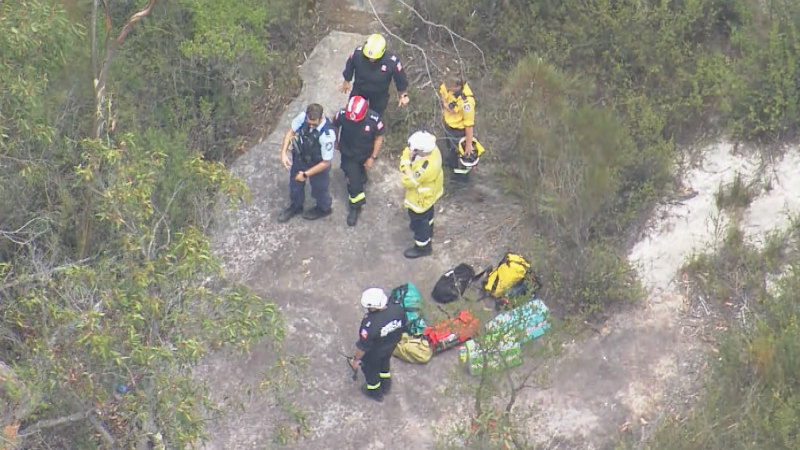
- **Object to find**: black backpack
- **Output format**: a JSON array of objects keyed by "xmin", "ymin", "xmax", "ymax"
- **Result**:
[{"xmin": 431, "ymin": 264, "xmax": 479, "ymax": 303}]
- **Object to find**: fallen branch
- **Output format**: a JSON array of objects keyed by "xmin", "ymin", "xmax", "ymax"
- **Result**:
[
  {"xmin": 89, "ymin": 414, "xmax": 116, "ymax": 449},
  {"xmin": 395, "ymin": 0, "xmax": 488, "ymax": 72},
  {"xmin": 17, "ymin": 409, "xmax": 94, "ymax": 438},
  {"xmin": 366, "ymin": 0, "xmax": 439, "ymax": 102}
]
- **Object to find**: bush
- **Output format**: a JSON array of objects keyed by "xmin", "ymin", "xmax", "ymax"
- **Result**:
[
  {"xmin": 643, "ymin": 264, "xmax": 800, "ymax": 449},
  {"xmin": 631, "ymin": 221, "xmax": 798, "ymax": 449},
  {"xmin": 408, "ymin": 0, "xmax": 800, "ymax": 141}
]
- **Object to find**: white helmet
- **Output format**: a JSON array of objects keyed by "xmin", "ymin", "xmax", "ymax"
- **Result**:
[
  {"xmin": 408, "ymin": 131, "xmax": 436, "ymax": 153},
  {"xmin": 360, "ymin": 288, "xmax": 388, "ymax": 309}
]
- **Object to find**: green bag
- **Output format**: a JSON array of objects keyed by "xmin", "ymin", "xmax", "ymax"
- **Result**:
[
  {"xmin": 393, "ymin": 333, "xmax": 433, "ymax": 363},
  {"xmin": 389, "ymin": 282, "xmax": 427, "ymax": 335}
]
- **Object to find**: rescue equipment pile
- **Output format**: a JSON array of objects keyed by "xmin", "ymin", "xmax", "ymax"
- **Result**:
[{"xmin": 392, "ymin": 253, "xmax": 551, "ymax": 375}]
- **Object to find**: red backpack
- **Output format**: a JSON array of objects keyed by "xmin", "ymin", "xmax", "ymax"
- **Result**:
[{"xmin": 423, "ymin": 310, "xmax": 480, "ymax": 353}]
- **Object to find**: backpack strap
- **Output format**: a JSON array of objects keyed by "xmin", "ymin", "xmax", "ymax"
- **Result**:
[
  {"xmin": 436, "ymin": 304, "xmax": 451, "ymax": 319},
  {"xmin": 487, "ymin": 255, "xmax": 509, "ymax": 294},
  {"xmin": 473, "ymin": 266, "xmax": 491, "ymax": 281},
  {"xmin": 390, "ymin": 283, "xmax": 408, "ymax": 304}
]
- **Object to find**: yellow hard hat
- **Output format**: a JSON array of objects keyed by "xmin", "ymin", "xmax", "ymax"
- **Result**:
[
  {"xmin": 458, "ymin": 137, "xmax": 485, "ymax": 167},
  {"xmin": 362, "ymin": 34, "xmax": 386, "ymax": 60}
]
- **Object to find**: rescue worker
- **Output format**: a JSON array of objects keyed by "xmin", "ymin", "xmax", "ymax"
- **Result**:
[
  {"xmin": 399, "ymin": 131, "xmax": 444, "ymax": 259},
  {"xmin": 332, "ymin": 95, "xmax": 385, "ymax": 226},
  {"xmin": 277, "ymin": 103, "xmax": 336, "ymax": 223},
  {"xmin": 439, "ymin": 74, "xmax": 476, "ymax": 178},
  {"xmin": 340, "ymin": 33, "xmax": 410, "ymax": 116},
  {"xmin": 350, "ymin": 288, "xmax": 406, "ymax": 402}
]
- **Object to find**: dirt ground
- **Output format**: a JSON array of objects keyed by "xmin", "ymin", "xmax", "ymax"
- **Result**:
[{"xmin": 197, "ymin": 5, "xmax": 800, "ymax": 449}]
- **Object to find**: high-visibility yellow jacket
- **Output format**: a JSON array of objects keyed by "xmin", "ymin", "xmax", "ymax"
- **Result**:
[
  {"xmin": 439, "ymin": 82, "xmax": 476, "ymax": 130},
  {"xmin": 399, "ymin": 146, "xmax": 444, "ymax": 213}
]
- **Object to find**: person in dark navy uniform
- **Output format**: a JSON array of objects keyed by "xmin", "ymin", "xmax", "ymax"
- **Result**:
[
  {"xmin": 350, "ymin": 288, "xmax": 406, "ymax": 402},
  {"xmin": 340, "ymin": 34, "xmax": 409, "ymax": 116},
  {"xmin": 332, "ymin": 96, "xmax": 385, "ymax": 226}
]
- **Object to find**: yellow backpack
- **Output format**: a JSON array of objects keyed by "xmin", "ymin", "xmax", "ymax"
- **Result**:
[
  {"xmin": 483, "ymin": 253, "xmax": 531, "ymax": 298},
  {"xmin": 392, "ymin": 333, "xmax": 433, "ymax": 363}
]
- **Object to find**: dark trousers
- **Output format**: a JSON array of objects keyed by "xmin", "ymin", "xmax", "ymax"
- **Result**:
[
  {"xmin": 408, "ymin": 207, "xmax": 434, "ymax": 247},
  {"xmin": 351, "ymin": 89, "xmax": 389, "ymax": 116},
  {"xmin": 341, "ymin": 154, "xmax": 369, "ymax": 207},
  {"xmin": 289, "ymin": 161, "xmax": 331, "ymax": 211},
  {"xmin": 443, "ymin": 126, "xmax": 466, "ymax": 168},
  {"xmin": 361, "ymin": 349, "xmax": 392, "ymax": 390}
]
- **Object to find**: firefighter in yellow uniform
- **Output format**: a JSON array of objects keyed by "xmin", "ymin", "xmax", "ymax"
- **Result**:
[
  {"xmin": 439, "ymin": 74, "xmax": 476, "ymax": 178},
  {"xmin": 399, "ymin": 131, "xmax": 444, "ymax": 259}
]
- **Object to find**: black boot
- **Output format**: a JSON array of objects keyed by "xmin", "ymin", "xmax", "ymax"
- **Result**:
[
  {"xmin": 361, "ymin": 384, "xmax": 384, "ymax": 402},
  {"xmin": 346, "ymin": 205, "xmax": 361, "ymax": 227},
  {"xmin": 277, "ymin": 205, "xmax": 302, "ymax": 223},
  {"xmin": 403, "ymin": 243, "xmax": 432, "ymax": 259},
  {"xmin": 380, "ymin": 377, "xmax": 392, "ymax": 395},
  {"xmin": 302, "ymin": 206, "xmax": 332, "ymax": 220}
]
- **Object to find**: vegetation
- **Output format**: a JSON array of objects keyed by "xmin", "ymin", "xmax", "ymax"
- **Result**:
[
  {"xmin": 4, "ymin": 0, "xmax": 800, "ymax": 447},
  {"xmin": 0, "ymin": 0, "xmax": 314, "ymax": 447},
  {"xmin": 390, "ymin": 1, "xmax": 800, "ymax": 448},
  {"xmin": 636, "ymin": 219, "xmax": 800, "ymax": 449},
  {"xmin": 394, "ymin": 0, "xmax": 800, "ymax": 317}
]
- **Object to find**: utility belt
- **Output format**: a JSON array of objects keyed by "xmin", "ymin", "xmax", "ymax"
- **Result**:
[
  {"xmin": 353, "ymin": 87, "xmax": 387, "ymax": 99},
  {"xmin": 444, "ymin": 124, "xmax": 467, "ymax": 135},
  {"xmin": 340, "ymin": 146, "xmax": 373, "ymax": 161}
]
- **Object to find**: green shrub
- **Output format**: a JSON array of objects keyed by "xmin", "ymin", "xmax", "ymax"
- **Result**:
[
  {"xmin": 644, "ymin": 261, "xmax": 800, "ymax": 450},
  {"xmin": 728, "ymin": 2, "xmax": 800, "ymax": 140},
  {"xmin": 714, "ymin": 172, "xmax": 758, "ymax": 211}
]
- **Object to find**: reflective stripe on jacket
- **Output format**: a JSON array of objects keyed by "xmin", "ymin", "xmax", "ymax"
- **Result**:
[{"xmin": 399, "ymin": 146, "xmax": 444, "ymax": 213}]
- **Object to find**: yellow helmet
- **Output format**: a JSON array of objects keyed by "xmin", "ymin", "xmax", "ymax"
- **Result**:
[
  {"xmin": 362, "ymin": 34, "xmax": 386, "ymax": 60},
  {"xmin": 458, "ymin": 137, "xmax": 485, "ymax": 167}
]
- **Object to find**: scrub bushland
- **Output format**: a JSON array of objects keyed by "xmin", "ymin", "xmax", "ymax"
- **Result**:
[
  {"xmin": 0, "ymin": 1, "xmax": 319, "ymax": 447},
  {"xmin": 388, "ymin": 1, "xmax": 800, "ymax": 448},
  {"xmin": 631, "ymin": 218, "xmax": 800, "ymax": 449}
]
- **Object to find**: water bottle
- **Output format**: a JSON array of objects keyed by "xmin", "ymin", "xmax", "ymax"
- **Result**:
[{"xmin": 458, "ymin": 345, "xmax": 467, "ymax": 363}]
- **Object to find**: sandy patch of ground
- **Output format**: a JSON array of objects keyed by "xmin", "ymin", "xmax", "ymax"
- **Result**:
[{"xmin": 518, "ymin": 143, "xmax": 800, "ymax": 448}]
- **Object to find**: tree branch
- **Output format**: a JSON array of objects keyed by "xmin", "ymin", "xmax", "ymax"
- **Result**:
[
  {"xmin": 91, "ymin": 0, "xmax": 99, "ymax": 76},
  {"xmin": 17, "ymin": 409, "xmax": 94, "ymax": 438},
  {"xmin": 0, "ymin": 217, "xmax": 50, "ymax": 246},
  {"xmin": 504, "ymin": 366, "xmax": 537, "ymax": 414},
  {"xmin": 365, "ymin": 0, "xmax": 439, "ymax": 100},
  {"xmin": 94, "ymin": 0, "xmax": 158, "ymax": 139},
  {"xmin": 89, "ymin": 414, "xmax": 116, "ymax": 449},
  {"xmin": 0, "ymin": 258, "xmax": 91, "ymax": 291},
  {"xmin": 395, "ymin": 0, "xmax": 488, "ymax": 72}
]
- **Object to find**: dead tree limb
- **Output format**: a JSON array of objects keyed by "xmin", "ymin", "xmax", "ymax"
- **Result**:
[
  {"xmin": 17, "ymin": 409, "xmax": 95, "ymax": 438},
  {"xmin": 395, "ymin": 0, "xmax": 488, "ymax": 73},
  {"xmin": 93, "ymin": 0, "xmax": 158, "ymax": 140},
  {"xmin": 366, "ymin": 0, "xmax": 439, "ymax": 101}
]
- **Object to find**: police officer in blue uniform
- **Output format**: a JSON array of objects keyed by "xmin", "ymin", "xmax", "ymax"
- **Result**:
[
  {"xmin": 278, "ymin": 103, "xmax": 336, "ymax": 223},
  {"xmin": 350, "ymin": 288, "xmax": 406, "ymax": 402},
  {"xmin": 340, "ymin": 34, "xmax": 410, "ymax": 116},
  {"xmin": 333, "ymin": 95, "xmax": 385, "ymax": 226}
]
